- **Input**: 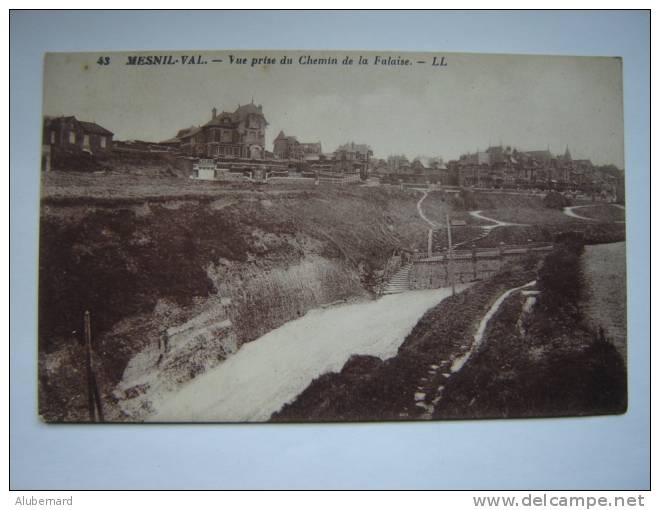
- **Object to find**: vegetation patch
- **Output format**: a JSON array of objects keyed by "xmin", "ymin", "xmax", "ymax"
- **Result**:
[
  {"xmin": 543, "ymin": 190, "xmax": 573, "ymax": 209},
  {"xmin": 470, "ymin": 223, "xmax": 625, "ymax": 248},
  {"xmin": 434, "ymin": 241, "xmax": 627, "ymax": 419}
]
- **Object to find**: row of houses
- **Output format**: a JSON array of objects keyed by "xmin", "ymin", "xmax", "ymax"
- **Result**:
[
  {"xmin": 446, "ymin": 145, "xmax": 620, "ymax": 191},
  {"xmin": 161, "ymin": 103, "xmax": 373, "ymax": 176},
  {"xmin": 41, "ymin": 110, "xmax": 374, "ymax": 178},
  {"xmin": 41, "ymin": 104, "xmax": 623, "ymax": 194},
  {"xmin": 371, "ymin": 145, "xmax": 622, "ymax": 194}
]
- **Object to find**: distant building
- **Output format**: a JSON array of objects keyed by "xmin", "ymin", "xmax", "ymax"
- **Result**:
[
  {"xmin": 166, "ymin": 101, "xmax": 268, "ymax": 159},
  {"xmin": 420, "ymin": 156, "xmax": 445, "ymax": 170},
  {"xmin": 333, "ymin": 142, "xmax": 373, "ymax": 177},
  {"xmin": 387, "ymin": 154, "xmax": 410, "ymax": 172},
  {"xmin": 41, "ymin": 116, "xmax": 114, "ymax": 171},
  {"xmin": 300, "ymin": 142, "xmax": 323, "ymax": 161},
  {"xmin": 376, "ymin": 154, "xmax": 447, "ymax": 184},
  {"xmin": 446, "ymin": 144, "xmax": 618, "ymax": 191},
  {"xmin": 43, "ymin": 116, "xmax": 114, "ymax": 154},
  {"xmin": 273, "ymin": 131, "xmax": 303, "ymax": 160},
  {"xmin": 273, "ymin": 131, "xmax": 322, "ymax": 161}
]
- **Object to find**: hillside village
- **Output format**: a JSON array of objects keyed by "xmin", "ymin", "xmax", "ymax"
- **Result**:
[{"xmin": 41, "ymin": 100, "xmax": 624, "ymax": 201}]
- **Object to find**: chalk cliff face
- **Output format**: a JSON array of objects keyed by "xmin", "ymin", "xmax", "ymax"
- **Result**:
[{"xmin": 38, "ymin": 186, "xmax": 432, "ymax": 422}]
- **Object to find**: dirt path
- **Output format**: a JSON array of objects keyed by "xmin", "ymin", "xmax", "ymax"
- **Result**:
[
  {"xmin": 563, "ymin": 205, "xmax": 597, "ymax": 221},
  {"xmin": 450, "ymin": 280, "xmax": 537, "ymax": 373},
  {"xmin": 469, "ymin": 210, "xmax": 528, "ymax": 229},
  {"xmin": 563, "ymin": 204, "xmax": 625, "ymax": 224},
  {"xmin": 416, "ymin": 191, "xmax": 438, "ymax": 228},
  {"xmin": 413, "ymin": 280, "xmax": 537, "ymax": 418}
]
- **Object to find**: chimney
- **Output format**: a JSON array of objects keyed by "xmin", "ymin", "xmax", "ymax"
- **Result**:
[{"xmin": 212, "ymin": 107, "xmax": 217, "ymax": 119}]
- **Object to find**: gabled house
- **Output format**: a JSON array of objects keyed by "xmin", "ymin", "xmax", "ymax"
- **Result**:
[
  {"xmin": 43, "ymin": 116, "xmax": 114, "ymax": 154},
  {"xmin": 166, "ymin": 101, "xmax": 269, "ymax": 159}
]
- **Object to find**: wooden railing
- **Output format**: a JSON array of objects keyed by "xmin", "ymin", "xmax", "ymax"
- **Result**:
[{"xmin": 412, "ymin": 243, "xmax": 553, "ymax": 262}]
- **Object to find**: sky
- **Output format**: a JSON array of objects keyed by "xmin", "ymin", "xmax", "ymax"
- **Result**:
[{"xmin": 43, "ymin": 50, "xmax": 625, "ymax": 168}]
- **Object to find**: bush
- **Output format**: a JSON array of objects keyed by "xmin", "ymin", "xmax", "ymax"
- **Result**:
[
  {"xmin": 451, "ymin": 188, "xmax": 479, "ymax": 210},
  {"xmin": 534, "ymin": 241, "xmax": 585, "ymax": 335},
  {"xmin": 543, "ymin": 190, "xmax": 572, "ymax": 209}
]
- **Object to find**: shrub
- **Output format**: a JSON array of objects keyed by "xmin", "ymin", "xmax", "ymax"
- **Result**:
[
  {"xmin": 543, "ymin": 190, "xmax": 572, "ymax": 209},
  {"xmin": 534, "ymin": 241, "xmax": 584, "ymax": 333},
  {"xmin": 451, "ymin": 188, "xmax": 479, "ymax": 210}
]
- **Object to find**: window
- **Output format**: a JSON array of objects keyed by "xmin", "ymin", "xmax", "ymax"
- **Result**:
[
  {"xmin": 83, "ymin": 135, "xmax": 90, "ymax": 148},
  {"xmin": 68, "ymin": 131, "xmax": 76, "ymax": 144},
  {"xmin": 50, "ymin": 130, "xmax": 56, "ymax": 144},
  {"xmin": 100, "ymin": 137, "xmax": 107, "ymax": 148}
]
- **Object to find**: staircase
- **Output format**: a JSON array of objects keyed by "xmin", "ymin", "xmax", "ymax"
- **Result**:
[{"xmin": 382, "ymin": 263, "xmax": 413, "ymax": 295}]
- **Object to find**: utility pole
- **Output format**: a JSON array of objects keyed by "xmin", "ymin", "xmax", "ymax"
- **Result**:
[
  {"xmin": 84, "ymin": 311, "xmax": 104, "ymax": 422},
  {"xmin": 446, "ymin": 214, "xmax": 456, "ymax": 296}
]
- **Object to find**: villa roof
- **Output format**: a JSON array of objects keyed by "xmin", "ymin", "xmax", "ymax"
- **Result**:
[{"xmin": 45, "ymin": 116, "xmax": 114, "ymax": 136}]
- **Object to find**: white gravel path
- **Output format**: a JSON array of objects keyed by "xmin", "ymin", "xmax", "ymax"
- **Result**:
[
  {"xmin": 469, "ymin": 210, "xmax": 528, "ymax": 229},
  {"xmin": 416, "ymin": 191, "xmax": 438, "ymax": 228},
  {"xmin": 150, "ymin": 285, "xmax": 471, "ymax": 422}
]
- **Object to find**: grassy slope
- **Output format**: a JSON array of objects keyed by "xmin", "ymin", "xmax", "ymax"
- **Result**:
[
  {"xmin": 42, "ymin": 171, "xmax": 259, "ymax": 201},
  {"xmin": 580, "ymin": 242, "xmax": 627, "ymax": 363},
  {"xmin": 434, "ymin": 242, "xmax": 627, "ymax": 419}
]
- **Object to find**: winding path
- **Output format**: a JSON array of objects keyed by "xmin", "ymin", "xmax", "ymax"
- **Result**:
[
  {"xmin": 450, "ymin": 280, "xmax": 537, "ymax": 373},
  {"xmin": 416, "ymin": 191, "xmax": 437, "ymax": 228},
  {"xmin": 469, "ymin": 210, "xmax": 528, "ymax": 229},
  {"xmin": 563, "ymin": 204, "xmax": 626, "ymax": 223},
  {"xmin": 413, "ymin": 280, "xmax": 537, "ymax": 418},
  {"xmin": 563, "ymin": 205, "xmax": 596, "ymax": 221}
]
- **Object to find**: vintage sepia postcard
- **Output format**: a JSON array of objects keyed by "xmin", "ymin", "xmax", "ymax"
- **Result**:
[{"xmin": 39, "ymin": 50, "xmax": 627, "ymax": 423}]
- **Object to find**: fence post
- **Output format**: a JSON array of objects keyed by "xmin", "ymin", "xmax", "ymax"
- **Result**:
[
  {"xmin": 446, "ymin": 215, "xmax": 455, "ymax": 296},
  {"xmin": 84, "ymin": 311, "xmax": 104, "ymax": 422}
]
